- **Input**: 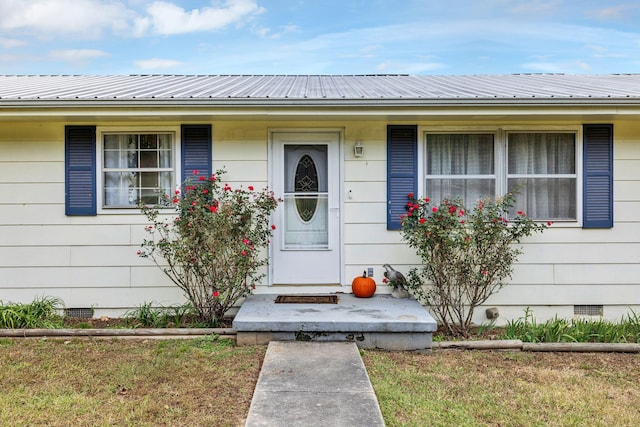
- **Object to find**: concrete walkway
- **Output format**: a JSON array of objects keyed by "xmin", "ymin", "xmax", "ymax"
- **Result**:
[{"xmin": 245, "ymin": 341, "xmax": 385, "ymax": 427}]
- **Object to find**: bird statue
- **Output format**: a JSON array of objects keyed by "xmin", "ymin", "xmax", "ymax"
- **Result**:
[{"xmin": 382, "ymin": 264, "xmax": 410, "ymax": 299}]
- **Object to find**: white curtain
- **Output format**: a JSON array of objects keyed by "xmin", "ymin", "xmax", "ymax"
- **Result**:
[
  {"xmin": 425, "ymin": 134, "xmax": 495, "ymax": 208},
  {"xmin": 508, "ymin": 133, "xmax": 576, "ymax": 220}
]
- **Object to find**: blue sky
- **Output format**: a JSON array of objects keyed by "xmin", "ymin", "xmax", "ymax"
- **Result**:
[{"xmin": 0, "ymin": 0, "xmax": 639, "ymax": 75}]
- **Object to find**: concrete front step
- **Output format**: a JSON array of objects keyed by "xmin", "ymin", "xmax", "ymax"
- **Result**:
[{"xmin": 233, "ymin": 293, "xmax": 437, "ymax": 351}]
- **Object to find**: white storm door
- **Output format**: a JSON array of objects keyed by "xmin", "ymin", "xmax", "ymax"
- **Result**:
[{"xmin": 271, "ymin": 132, "xmax": 341, "ymax": 285}]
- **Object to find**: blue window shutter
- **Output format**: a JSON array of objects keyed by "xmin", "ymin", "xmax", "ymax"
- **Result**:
[
  {"xmin": 583, "ymin": 124, "xmax": 613, "ymax": 228},
  {"xmin": 65, "ymin": 126, "xmax": 96, "ymax": 216},
  {"xmin": 181, "ymin": 124, "xmax": 212, "ymax": 183},
  {"xmin": 387, "ymin": 125, "xmax": 417, "ymax": 230}
]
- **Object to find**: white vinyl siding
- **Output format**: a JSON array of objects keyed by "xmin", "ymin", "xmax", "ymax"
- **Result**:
[{"xmin": 0, "ymin": 118, "xmax": 638, "ymax": 324}]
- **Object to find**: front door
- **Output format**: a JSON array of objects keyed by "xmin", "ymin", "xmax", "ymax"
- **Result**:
[{"xmin": 271, "ymin": 131, "xmax": 341, "ymax": 284}]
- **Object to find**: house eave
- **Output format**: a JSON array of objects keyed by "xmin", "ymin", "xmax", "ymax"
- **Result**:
[
  {"xmin": 1, "ymin": 98, "xmax": 640, "ymax": 123},
  {"xmin": 1, "ymin": 97, "xmax": 640, "ymax": 109}
]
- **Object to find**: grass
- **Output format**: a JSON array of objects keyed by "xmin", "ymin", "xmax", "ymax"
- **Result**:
[
  {"xmin": 0, "ymin": 296, "xmax": 64, "ymax": 328},
  {"xmin": 503, "ymin": 308, "xmax": 640, "ymax": 343},
  {"xmin": 2, "ymin": 338, "xmax": 639, "ymax": 426},
  {"xmin": 123, "ymin": 302, "xmax": 210, "ymax": 328},
  {"xmin": 0, "ymin": 337, "xmax": 265, "ymax": 427},
  {"xmin": 362, "ymin": 350, "xmax": 640, "ymax": 427}
]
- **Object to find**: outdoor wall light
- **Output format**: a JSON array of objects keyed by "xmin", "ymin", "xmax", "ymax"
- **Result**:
[{"xmin": 353, "ymin": 140, "xmax": 364, "ymax": 157}]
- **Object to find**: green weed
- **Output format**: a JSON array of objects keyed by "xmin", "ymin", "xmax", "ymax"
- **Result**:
[
  {"xmin": 0, "ymin": 296, "xmax": 64, "ymax": 329},
  {"xmin": 503, "ymin": 308, "xmax": 640, "ymax": 343},
  {"xmin": 123, "ymin": 302, "xmax": 202, "ymax": 328}
]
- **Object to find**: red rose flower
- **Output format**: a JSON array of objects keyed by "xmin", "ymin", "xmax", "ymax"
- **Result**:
[
  {"xmin": 213, "ymin": 291, "xmax": 219, "ymax": 297},
  {"xmin": 248, "ymin": 185, "xmax": 254, "ymax": 191}
]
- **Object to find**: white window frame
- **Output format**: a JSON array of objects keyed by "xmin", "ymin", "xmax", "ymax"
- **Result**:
[
  {"xmin": 418, "ymin": 125, "xmax": 582, "ymax": 226},
  {"xmin": 96, "ymin": 126, "xmax": 182, "ymax": 214}
]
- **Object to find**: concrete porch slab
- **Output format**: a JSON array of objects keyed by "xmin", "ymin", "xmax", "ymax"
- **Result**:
[{"xmin": 233, "ymin": 293, "xmax": 437, "ymax": 351}]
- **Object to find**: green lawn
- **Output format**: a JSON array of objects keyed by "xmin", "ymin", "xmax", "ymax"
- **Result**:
[{"xmin": 2, "ymin": 338, "xmax": 639, "ymax": 426}]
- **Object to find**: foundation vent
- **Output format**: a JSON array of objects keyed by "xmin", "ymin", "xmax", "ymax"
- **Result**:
[
  {"xmin": 573, "ymin": 305, "xmax": 603, "ymax": 317},
  {"xmin": 65, "ymin": 308, "xmax": 94, "ymax": 318}
]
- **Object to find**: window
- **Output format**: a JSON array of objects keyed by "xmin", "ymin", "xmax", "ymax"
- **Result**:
[
  {"xmin": 387, "ymin": 124, "xmax": 612, "ymax": 230},
  {"xmin": 423, "ymin": 130, "xmax": 578, "ymax": 221},
  {"xmin": 102, "ymin": 132, "xmax": 174, "ymax": 208}
]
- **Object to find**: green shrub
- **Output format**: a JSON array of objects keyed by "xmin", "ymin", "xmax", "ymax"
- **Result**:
[
  {"xmin": 139, "ymin": 169, "xmax": 279, "ymax": 327},
  {"xmin": 400, "ymin": 193, "xmax": 547, "ymax": 337}
]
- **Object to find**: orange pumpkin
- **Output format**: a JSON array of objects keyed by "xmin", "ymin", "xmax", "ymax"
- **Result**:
[{"xmin": 352, "ymin": 271, "xmax": 376, "ymax": 298}]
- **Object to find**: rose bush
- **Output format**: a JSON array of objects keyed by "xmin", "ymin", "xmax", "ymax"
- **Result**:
[
  {"xmin": 139, "ymin": 169, "xmax": 279, "ymax": 326},
  {"xmin": 400, "ymin": 192, "xmax": 548, "ymax": 337}
]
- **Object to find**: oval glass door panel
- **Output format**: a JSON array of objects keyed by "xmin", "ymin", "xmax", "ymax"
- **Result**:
[
  {"xmin": 294, "ymin": 154, "xmax": 318, "ymax": 222},
  {"xmin": 284, "ymin": 145, "xmax": 328, "ymax": 247}
]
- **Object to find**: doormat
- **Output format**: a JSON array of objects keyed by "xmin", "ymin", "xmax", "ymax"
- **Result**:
[{"xmin": 274, "ymin": 295, "xmax": 339, "ymax": 304}]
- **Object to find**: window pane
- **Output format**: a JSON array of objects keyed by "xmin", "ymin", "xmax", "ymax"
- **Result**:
[
  {"xmin": 508, "ymin": 178, "xmax": 576, "ymax": 220},
  {"xmin": 139, "ymin": 189, "xmax": 161, "ymax": 205},
  {"xmin": 284, "ymin": 145, "xmax": 328, "ymax": 193},
  {"xmin": 158, "ymin": 134, "xmax": 171, "ymax": 150},
  {"xmin": 104, "ymin": 172, "xmax": 137, "ymax": 206},
  {"xmin": 427, "ymin": 134, "xmax": 494, "ymax": 175},
  {"xmin": 425, "ymin": 178, "xmax": 495, "ymax": 208},
  {"xmin": 158, "ymin": 172, "xmax": 173, "ymax": 193},
  {"xmin": 140, "ymin": 134, "xmax": 157, "ymax": 149},
  {"xmin": 104, "ymin": 134, "xmax": 120, "ymax": 150},
  {"xmin": 104, "ymin": 150, "xmax": 120, "ymax": 168},
  {"xmin": 140, "ymin": 171, "xmax": 159, "ymax": 188},
  {"xmin": 139, "ymin": 150, "xmax": 158, "ymax": 168},
  {"xmin": 159, "ymin": 149, "xmax": 172, "ymax": 168},
  {"xmin": 508, "ymin": 133, "xmax": 575, "ymax": 174},
  {"xmin": 284, "ymin": 194, "xmax": 328, "ymax": 247}
]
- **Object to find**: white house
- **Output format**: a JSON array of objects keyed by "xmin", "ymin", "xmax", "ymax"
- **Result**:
[{"xmin": 0, "ymin": 74, "xmax": 638, "ymax": 323}]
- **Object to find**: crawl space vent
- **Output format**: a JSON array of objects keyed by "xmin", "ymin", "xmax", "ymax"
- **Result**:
[
  {"xmin": 65, "ymin": 308, "xmax": 93, "ymax": 318},
  {"xmin": 573, "ymin": 305, "xmax": 603, "ymax": 316}
]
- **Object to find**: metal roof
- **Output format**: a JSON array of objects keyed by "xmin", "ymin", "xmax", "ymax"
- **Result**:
[{"xmin": 0, "ymin": 74, "xmax": 640, "ymax": 105}]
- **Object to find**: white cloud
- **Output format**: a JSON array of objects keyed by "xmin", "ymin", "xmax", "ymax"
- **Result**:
[
  {"xmin": 143, "ymin": 0, "xmax": 265, "ymax": 35},
  {"xmin": 255, "ymin": 23, "xmax": 300, "ymax": 39},
  {"xmin": 0, "ymin": 37, "xmax": 26, "ymax": 48},
  {"xmin": 0, "ymin": 0, "xmax": 264, "ymax": 38},
  {"xmin": 134, "ymin": 58, "xmax": 182, "ymax": 70},
  {"xmin": 0, "ymin": 0, "xmax": 132, "ymax": 37}
]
